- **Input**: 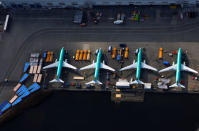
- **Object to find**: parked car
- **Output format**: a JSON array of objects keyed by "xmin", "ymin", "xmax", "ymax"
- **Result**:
[
  {"xmin": 108, "ymin": 46, "xmax": 112, "ymax": 53},
  {"xmin": 113, "ymin": 13, "xmax": 126, "ymax": 24}
]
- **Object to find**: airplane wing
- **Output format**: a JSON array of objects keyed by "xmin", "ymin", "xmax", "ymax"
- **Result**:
[
  {"xmin": 141, "ymin": 62, "xmax": 157, "ymax": 71},
  {"xmin": 100, "ymin": 63, "xmax": 115, "ymax": 72},
  {"xmin": 159, "ymin": 65, "xmax": 177, "ymax": 73},
  {"xmin": 181, "ymin": 64, "xmax": 198, "ymax": 74},
  {"xmin": 63, "ymin": 61, "xmax": 77, "ymax": 70},
  {"xmin": 120, "ymin": 62, "xmax": 137, "ymax": 71},
  {"xmin": 43, "ymin": 61, "xmax": 59, "ymax": 69},
  {"xmin": 79, "ymin": 63, "xmax": 96, "ymax": 71}
]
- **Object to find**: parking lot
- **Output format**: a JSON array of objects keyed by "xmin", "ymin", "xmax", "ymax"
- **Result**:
[{"xmin": 70, "ymin": 5, "xmax": 198, "ymax": 27}]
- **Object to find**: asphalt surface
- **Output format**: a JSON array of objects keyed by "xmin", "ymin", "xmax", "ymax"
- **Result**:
[{"xmin": 0, "ymin": 7, "xmax": 199, "ymax": 103}]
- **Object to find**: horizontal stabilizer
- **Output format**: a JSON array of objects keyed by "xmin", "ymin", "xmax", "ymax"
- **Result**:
[
  {"xmin": 49, "ymin": 78, "xmax": 64, "ymax": 83},
  {"xmin": 85, "ymin": 80, "xmax": 102, "ymax": 85},
  {"xmin": 130, "ymin": 80, "xmax": 144, "ymax": 85},
  {"xmin": 169, "ymin": 83, "xmax": 185, "ymax": 88}
]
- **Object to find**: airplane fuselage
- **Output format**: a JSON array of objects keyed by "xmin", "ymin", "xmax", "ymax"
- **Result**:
[
  {"xmin": 94, "ymin": 49, "xmax": 102, "ymax": 80},
  {"xmin": 176, "ymin": 48, "xmax": 181, "ymax": 83},
  {"xmin": 136, "ymin": 48, "xmax": 142, "ymax": 80},
  {"xmin": 56, "ymin": 48, "xmax": 64, "ymax": 79}
]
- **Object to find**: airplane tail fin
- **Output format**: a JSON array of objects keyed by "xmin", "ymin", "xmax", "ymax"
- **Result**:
[
  {"xmin": 85, "ymin": 80, "xmax": 102, "ymax": 85},
  {"xmin": 169, "ymin": 83, "xmax": 185, "ymax": 88},
  {"xmin": 49, "ymin": 78, "xmax": 64, "ymax": 83},
  {"xmin": 130, "ymin": 80, "xmax": 144, "ymax": 85}
]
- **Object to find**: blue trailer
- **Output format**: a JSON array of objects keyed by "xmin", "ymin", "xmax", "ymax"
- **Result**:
[
  {"xmin": 28, "ymin": 83, "xmax": 39, "ymax": 91},
  {"xmin": 117, "ymin": 54, "xmax": 120, "ymax": 61},
  {"xmin": 19, "ymin": 73, "xmax": 29, "ymax": 83},
  {"xmin": 12, "ymin": 98, "xmax": 22, "ymax": 106},
  {"xmin": 163, "ymin": 61, "xmax": 170, "ymax": 66},
  {"xmin": 1, "ymin": 103, "xmax": 11, "ymax": 112},
  {"xmin": 20, "ymin": 90, "xmax": 30, "ymax": 99},
  {"xmin": 24, "ymin": 62, "xmax": 30, "ymax": 73},
  {"xmin": 30, "ymin": 85, "xmax": 40, "ymax": 93},
  {"xmin": 43, "ymin": 52, "xmax": 47, "ymax": 59},
  {"xmin": 0, "ymin": 101, "xmax": 8, "ymax": 111},
  {"xmin": 28, "ymin": 83, "xmax": 40, "ymax": 93},
  {"xmin": 16, "ymin": 85, "xmax": 27, "ymax": 96},
  {"xmin": 18, "ymin": 86, "xmax": 28, "ymax": 96},
  {"xmin": 65, "ymin": 82, "xmax": 69, "ymax": 87}
]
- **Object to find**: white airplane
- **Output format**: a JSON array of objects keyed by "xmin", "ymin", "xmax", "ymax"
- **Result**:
[
  {"xmin": 120, "ymin": 48, "xmax": 158, "ymax": 84},
  {"xmin": 43, "ymin": 47, "xmax": 77, "ymax": 83},
  {"xmin": 79, "ymin": 49, "xmax": 115, "ymax": 85},
  {"xmin": 159, "ymin": 48, "xmax": 198, "ymax": 88}
]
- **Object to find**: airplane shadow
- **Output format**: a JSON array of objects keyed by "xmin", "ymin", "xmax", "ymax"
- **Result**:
[
  {"xmin": 84, "ymin": 71, "xmax": 94, "ymax": 79},
  {"xmin": 121, "ymin": 70, "xmax": 136, "ymax": 79}
]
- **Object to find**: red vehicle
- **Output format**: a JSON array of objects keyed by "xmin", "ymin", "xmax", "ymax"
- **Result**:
[{"xmin": 80, "ymin": 23, "xmax": 87, "ymax": 27}]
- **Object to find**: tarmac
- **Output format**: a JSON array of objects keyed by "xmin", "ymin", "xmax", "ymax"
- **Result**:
[
  {"xmin": 41, "ymin": 42, "xmax": 199, "ymax": 92},
  {"xmin": 1, "ymin": 7, "xmax": 199, "ymax": 103}
]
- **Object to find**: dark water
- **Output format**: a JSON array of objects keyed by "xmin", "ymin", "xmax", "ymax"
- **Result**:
[{"xmin": 0, "ymin": 91, "xmax": 199, "ymax": 131}]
